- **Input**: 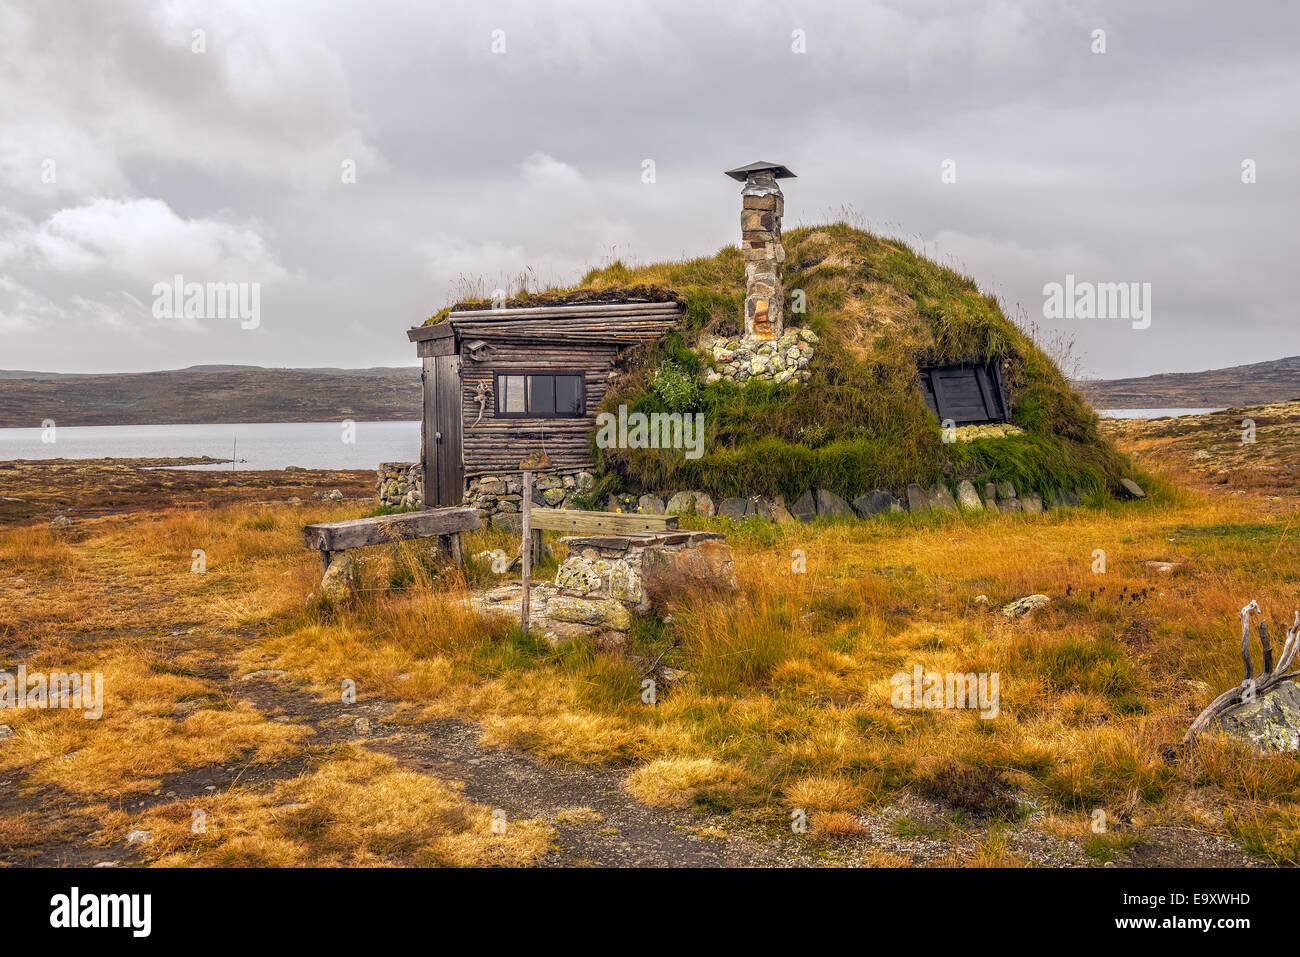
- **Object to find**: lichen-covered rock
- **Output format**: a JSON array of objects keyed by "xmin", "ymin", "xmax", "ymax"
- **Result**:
[
  {"xmin": 1001, "ymin": 594, "xmax": 1050, "ymax": 618},
  {"xmin": 543, "ymin": 596, "xmax": 632, "ymax": 631},
  {"xmin": 956, "ymin": 480, "xmax": 983, "ymax": 511},
  {"xmin": 929, "ymin": 485, "xmax": 957, "ymax": 511},
  {"xmin": 50, "ymin": 514, "xmax": 74, "ymax": 527},
  {"xmin": 665, "ymin": 491, "xmax": 695, "ymax": 515},
  {"xmin": 637, "ymin": 494, "xmax": 666, "ymax": 514},
  {"xmin": 689, "ymin": 492, "xmax": 715, "ymax": 517},
  {"xmin": 320, "ymin": 554, "xmax": 358, "ymax": 604},
  {"xmin": 555, "ymin": 557, "xmax": 607, "ymax": 596},
  {"xmin": 1213, "ymin": 682, "xmax": 1300, "ymax": 753}
]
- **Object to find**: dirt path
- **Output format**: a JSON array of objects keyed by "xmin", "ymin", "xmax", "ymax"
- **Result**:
[{"xmin": 235, "ymin": 674, "xmax": 821, "ymax": 867}]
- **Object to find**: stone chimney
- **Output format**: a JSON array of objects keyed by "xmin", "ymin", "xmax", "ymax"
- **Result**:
[{"xmin": 725, "ymin": 161, "xmax": 796, "ymax": 342}]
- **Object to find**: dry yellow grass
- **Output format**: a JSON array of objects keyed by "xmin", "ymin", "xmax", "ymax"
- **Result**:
[{"xmin": 3, "ymin": 452, "xmax": 1300, "ymax": 866}]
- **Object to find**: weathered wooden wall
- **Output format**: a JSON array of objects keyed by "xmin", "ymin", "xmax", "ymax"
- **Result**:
[{"xmin": 460, "ymin": 341, "xmax": 620, "ymax": 475}]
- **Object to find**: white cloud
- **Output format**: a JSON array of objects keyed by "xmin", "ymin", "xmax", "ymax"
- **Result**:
[{"xmin": 4, "ymin": 198, "xmax": 285, "ymax": 283}]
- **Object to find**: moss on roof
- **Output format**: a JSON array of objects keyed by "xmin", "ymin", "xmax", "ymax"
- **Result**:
[
  {"xmin": 432, "ymin": 222, "xmax": 1136, "ymax": 501},
  {"xmin": 424, "ymin": 285, "xmax": 679, "ymax": 325}
]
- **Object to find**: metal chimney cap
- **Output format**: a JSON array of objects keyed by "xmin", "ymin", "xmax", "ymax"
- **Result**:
[{"xmin": 724, "ymin": 161, "xmax": 796, "ymax": 181}]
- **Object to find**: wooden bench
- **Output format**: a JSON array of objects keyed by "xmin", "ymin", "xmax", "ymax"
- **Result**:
[
  {"xmin": 303, "ymin": 506, "xmax": 481, "ymax": 571},
  {"xmin": 529, "ymin": 509, "xmax": 678, "ymax": 534}
]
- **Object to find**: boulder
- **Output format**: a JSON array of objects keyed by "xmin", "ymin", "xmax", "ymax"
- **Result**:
[
  {"xmin": 749, "ymin": 497, "xmax": 774, "ymax": 521},
  {"xmin": 555, "ymin": 556, "xmax": 608, "ymax": 596},
  {"xmin": 1118, "ymin": 478, "xmax": 1147, "ymax": 500},
  {"xmin": 984, "ymin": 482, "xmax": 999, "ymax": 503},
  {"xmin": 50, "ymin": 514, "xmax": 74, "ymax": 527},
  {"xmin": 1001, "ymin": 594, "xmax": 1050, "ymax": 618},
  {"xmin": 719, "ymin": 497, "xmax": 750, "ymax": 521},
  {"xmin": 929, "ymin": 485, "xmax": 957, "ymax": 511},
  {"xmin": 491, "ymin": 513, "xmax": 523, "ymax": 534},
  {"xmin": 641, "ymin": 540, "xmax": 738, "ymax": 607},
  {"xmin": 320, "ymin": 554, "xmax": 358, "ymax": 604},
  {"xmin": 790, "ymin": 490, "xmax": 818, "ymax": 522},
  {"xmin": 955, "ymin": 480, "xmax": 983, "ymax": 511},
  {"xmin": 637, "ymin": 494, "xmax": 666, "ymax": 514},
  {"xmin": 853, "ymin": 490, "xmax": 901, "ymax": 517},
  {"xmin": 768, "ymin": 497, "xmax": 796, "ymax": 523},
  {"xmin": 543, "ymin": 596, "xmax": 632, "ymax": 631},
  {"xmin": 1022, "ymin": 493, "xmax": 1044, "ymax": 515},
  {"xmin": 1001, "ymin": 498, "xmax": 1022, "ymax": 513},
  {"xmin": 665, "ymin": 491, "xmax": 695, "ymax": 515},
  {"xmin": 1213, "ymin": 682, "xmax": 1300, "ymax": 753},
  {"xmin": 542, "ymin": 488, "xmax": 568, "ymax": 506},
  {"xmin": 815, "ymin": 488, "xmax": 855, "ymax": 518},
  {"xmin": 690, "ymin": 492, "xmax": 716, "ymax": 517},
  {"xmin": 996, "ymin": 481, "xmax": 1017, "ymax": 501},
  {"xmin": 1062, "ymin": 490, "xmax": 1083, "ymax": 506},
  {"xmin": 905, "ymin": 484, "xmax": 929, "ymax": 513}
]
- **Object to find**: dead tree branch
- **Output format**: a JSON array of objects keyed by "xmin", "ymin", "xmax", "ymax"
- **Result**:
[{"xmin": 1184, "ymin": 602, "xmax": 1300, "ymax": 745}]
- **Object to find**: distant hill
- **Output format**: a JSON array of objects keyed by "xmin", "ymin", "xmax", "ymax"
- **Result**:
[
  {"xmin": 1076, "ymin": 356, "xmax": 1300, "ymax": 409},
  {"xmin": 0, "ymin": 366, "xmax": 421, "ymax": 427}
]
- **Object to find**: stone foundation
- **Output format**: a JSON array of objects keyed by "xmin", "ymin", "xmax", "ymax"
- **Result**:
[
  {"xmin": 466, "ymin": 469, "xmax": 595, "ymax": 518},
  {"xmin": 547, "ymin": 530, "xmax": 737, "ymax": 625},
  {"xmin": 377, "ymin": 462, "xmax": 422, "ymax": 509},
  {"xmin": 703, "ymin": 327, "xmax": 818, "ymax": 385}
]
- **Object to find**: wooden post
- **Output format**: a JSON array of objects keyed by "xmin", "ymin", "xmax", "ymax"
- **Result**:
[
  {"xmin": 516, "ymin": 452, "xmax": 550, "ymax": 635},
  {"xmin": 520, "ymin": 470, "xmax": 532, "ymax": 634}
]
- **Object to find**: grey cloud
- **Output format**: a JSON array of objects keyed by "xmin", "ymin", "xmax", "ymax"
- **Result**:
[{"xmin": 0, "ymin": 0, "xmax": 1296, "ymax": 377}]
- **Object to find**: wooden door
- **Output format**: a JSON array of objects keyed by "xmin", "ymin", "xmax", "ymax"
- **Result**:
[{"xmin": 422, "ymin": 354, "xmax": 464, "ymax": 506}]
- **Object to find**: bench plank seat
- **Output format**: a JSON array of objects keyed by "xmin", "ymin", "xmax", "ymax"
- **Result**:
[{"xmin": 303, "ymin": 507, "xmax": 481, "ymax": 552}]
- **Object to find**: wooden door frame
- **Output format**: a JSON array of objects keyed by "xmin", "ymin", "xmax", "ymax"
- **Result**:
[{"xmin": 422, "ymin": 352, "xmax": 466, "ymax": 508}]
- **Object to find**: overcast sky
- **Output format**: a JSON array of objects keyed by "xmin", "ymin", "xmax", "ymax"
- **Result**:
[{"xmin": 1, "ymin": 0, "xmax": 1296, "ymax": 378}]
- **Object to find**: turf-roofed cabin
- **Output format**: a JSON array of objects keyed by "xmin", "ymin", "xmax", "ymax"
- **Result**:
[{"xmin": 406, "ymin": 294, "xmax": 683, "ymax": 508}]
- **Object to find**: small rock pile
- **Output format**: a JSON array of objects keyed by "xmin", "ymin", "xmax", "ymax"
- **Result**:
[
  {"xmin": 376, "ymin": 462, "xmax": 422, "ymax": 509},
  {"xmin": 702, "ymin": 327, "xmax": 819, "ymax": 385},
  {"xmin": 468, "ymin": 469, "xmax": 595, "ymax": 516}
]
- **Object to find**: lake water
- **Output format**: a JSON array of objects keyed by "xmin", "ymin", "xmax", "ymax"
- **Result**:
[
  {"xmin": 1098, "ymin": 408, "xmax": 1225, "ymax": 419},
  {"xmin": 0, "ymin": 409, "xmax": 1224, "ymax": 470},
  {"xmin": 0, "ymin": 421, "xmax": 422, "ymax": 470}
]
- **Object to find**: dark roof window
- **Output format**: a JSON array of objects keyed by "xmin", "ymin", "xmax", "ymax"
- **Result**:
[{"xmin": 920, "ymin": 363, "xmax": 1008, "ymax": 425}]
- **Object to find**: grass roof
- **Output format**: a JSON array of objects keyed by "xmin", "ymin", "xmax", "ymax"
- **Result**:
[{"xmin": 440, "ymin": 222, "xmax": 1135, "ymax": 501}]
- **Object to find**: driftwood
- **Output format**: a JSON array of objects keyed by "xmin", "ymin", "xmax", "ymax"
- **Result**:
[{"xmin": 1183, "ymin": 601, "xmax": 1300, "ymax": 744}]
